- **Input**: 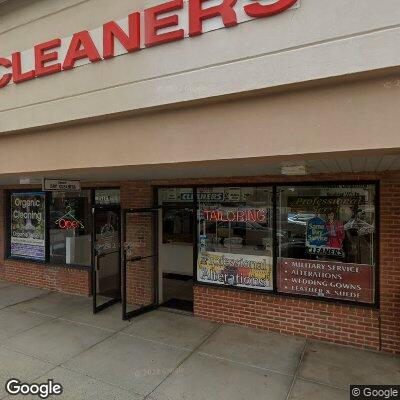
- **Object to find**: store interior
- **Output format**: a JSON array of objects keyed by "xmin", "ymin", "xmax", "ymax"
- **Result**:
[{"xmin": 158, "ymin": 189, "xmax": 194, "ymax": 312}]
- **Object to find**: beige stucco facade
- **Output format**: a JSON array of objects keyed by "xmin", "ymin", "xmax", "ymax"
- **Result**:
[
  {"xmin": 0, "ymin": 71, "xmax": 399, "ymax": 183},
  {"xmin": 1, "ymin": 0, "xmax": 400, "ymax": 147}
]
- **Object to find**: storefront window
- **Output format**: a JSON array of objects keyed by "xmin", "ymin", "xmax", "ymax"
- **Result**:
[
  {"xmin": 197, "ymin": 187, "xmax": 273, "ymax": 291},
  {"xmin": 162, "ymin": 209, "xmax": 193, "ymax": 244},
  {"xmin": 277, "ymin": 184, "xmax": 376, "ymax": 304},
  {"xmin": 158, "ymin": 188, "xmax": 194, "ymax": 244},
  {"xmin": 9, "ymin": 192, "xmax": 46, "ymax": 261},
  {"xmin": 49, "ymin": 191, "xmax": 92, "ymax": 266},
  {"xmin": 158, "ymin": 188, "xmax": 194, "ymax": 204}
]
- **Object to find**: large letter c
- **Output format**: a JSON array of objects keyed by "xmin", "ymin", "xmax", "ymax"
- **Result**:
[{"xmin": 0, "ymin": 57, "xmax": 12, "ymax": 88}]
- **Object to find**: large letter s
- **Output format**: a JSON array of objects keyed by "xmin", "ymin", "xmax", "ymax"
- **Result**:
[{"xmin": 244, "ymin": 0, "xmax": 297, "ymax": 18}]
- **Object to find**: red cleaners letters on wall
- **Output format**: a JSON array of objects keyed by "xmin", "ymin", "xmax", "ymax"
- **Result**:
[{"xmin": 0, "ymin": 0, "xmax": 297, "ymax": 88}]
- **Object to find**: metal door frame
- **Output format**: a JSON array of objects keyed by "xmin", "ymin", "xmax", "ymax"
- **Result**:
[
  {"xmin": 92, "ymin": 206, "xmax": 121, "ymax": 314},
  {"xmin": 121, "ymin": 207, "xmax": 160, "ymax": 320}
]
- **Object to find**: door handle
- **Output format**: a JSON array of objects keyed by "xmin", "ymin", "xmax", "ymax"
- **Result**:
[{"xmin": 95, "ymin": 258, "xmax": 99, "ymax": 271}]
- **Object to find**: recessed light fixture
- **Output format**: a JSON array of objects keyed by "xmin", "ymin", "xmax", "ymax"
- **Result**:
[
  {"xmin": 19, "ymin": 178, "xmax": 42, "ymax": 185},
  {"xmin": 281, "ymin": 165, "xmax": 308, "ymax": 176}
]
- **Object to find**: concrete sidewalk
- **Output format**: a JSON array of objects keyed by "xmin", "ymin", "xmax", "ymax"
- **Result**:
[{"xmin": 0, "ymin": 282, "xmax": 399, "ymax": 400}]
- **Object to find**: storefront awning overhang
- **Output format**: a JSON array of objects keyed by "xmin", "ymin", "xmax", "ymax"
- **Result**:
[{"xmin": 0, "ymin": 150, "xmax": 399, "ymax": 186}]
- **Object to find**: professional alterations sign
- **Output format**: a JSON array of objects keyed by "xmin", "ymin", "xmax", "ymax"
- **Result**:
[{"xmin": 198, "ymin": 251, "xmax": 273, "ymax": 291}]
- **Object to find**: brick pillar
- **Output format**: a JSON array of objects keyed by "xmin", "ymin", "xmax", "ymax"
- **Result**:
[
  {"xmin": 121, "ymin": 182, "xmax": 153, "ymax": 209},
  {"xmin": 0, "ymin": 190, "xmax": 5, "ymax": 281},
  {"xmin": 121, "ymin": 182, "xmax": 155, "ymax": 307},
  {"xmin": 380, "ymin": 180, "xmax": 400, "ymax": 353}
]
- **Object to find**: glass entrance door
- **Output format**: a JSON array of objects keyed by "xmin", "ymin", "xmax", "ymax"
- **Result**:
[
  {"xmin": 92, "ymin": 208, "xmax": 121, "ymax": 313},
  {"xmin": 122, "ymin": 208, "xmax": 159, "ymax": 320}
]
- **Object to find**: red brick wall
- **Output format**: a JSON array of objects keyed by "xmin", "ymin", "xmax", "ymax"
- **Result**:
[
  {"xmin": 125, "ymin": 213, "xmax": 155, "ymax": 306},
  {"xmin": 0, "ymin": 260, "xmax": 90, "ymax": 295},
  {"xmin": 121, "ymin": 182, "xmax": 153, "ymax": 209},
  {"xmin": 194, "ymin": 286, "xmax": 380, "ymax": 349},
  {"xmin": 379, "ymin": 181, "xmax": 400, "ymax": 353}
]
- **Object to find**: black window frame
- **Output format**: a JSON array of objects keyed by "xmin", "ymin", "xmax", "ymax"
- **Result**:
[
  {"xmin": 274, "ymin": 182, "xmax": 379, "ymax": 307},
  {"xmin": 155, "ymin": 180, "xmax": 380, "ymax": 309},
  {"xmin": 5, "ymin": 187, "xmax": 121, "ymax": 271}
]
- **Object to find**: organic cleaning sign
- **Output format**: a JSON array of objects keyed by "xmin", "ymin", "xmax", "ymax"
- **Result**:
[{"xmin": 10, "ymin": 192, "xmax": 46, "ymax": 261}]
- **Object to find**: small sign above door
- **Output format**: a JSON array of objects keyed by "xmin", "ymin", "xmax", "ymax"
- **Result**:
[{"xmin": 42, "ymin": 179, "xmax": 81, "ymax": 192}]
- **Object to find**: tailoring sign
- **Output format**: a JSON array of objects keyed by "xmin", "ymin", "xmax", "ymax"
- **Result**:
[{"xmin": 201, "ymin": 208, "xmax": 267, "ymax": 223}]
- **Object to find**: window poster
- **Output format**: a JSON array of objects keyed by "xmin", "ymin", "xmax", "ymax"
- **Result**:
[
  {"xmin": 278, "ymin": 185, "xmax": 376, "ymax": 303},
  {"xmin": 197, "ymin": 186, "xmax": 273, "ymax": 291},
  {"xmin": 197, "ymin": 251, "xmax": 273, "ymax": 291},
  {"xmin": 306, "ymin": 215, "xmax": 345, "ymax": 258},
  {"xmin": 10, "ymin": 192, "xmax": 46, "ymax": 261},
  {"xmin": 285, "ymin": 193, "xmax": 375, "ymax": 260}
]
